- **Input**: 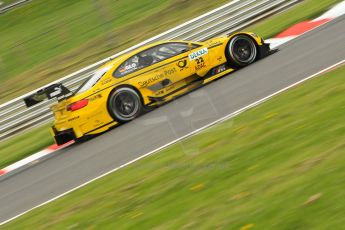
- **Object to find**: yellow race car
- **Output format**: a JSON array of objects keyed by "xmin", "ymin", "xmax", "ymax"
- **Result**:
[{"xmin": 24, "ymin": 32, "xmax": 272, "ymax": 145}]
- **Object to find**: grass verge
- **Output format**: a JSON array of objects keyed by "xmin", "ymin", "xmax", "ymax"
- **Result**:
[
  {"xmin": 2, "ymin": 64, "xmax": 345, "ymax": 228},
  {"xmin": 0, "ymin": 124, "xmax": 54, "ymax": 169}
]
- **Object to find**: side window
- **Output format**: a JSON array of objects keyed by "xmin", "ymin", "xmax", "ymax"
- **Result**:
[
  {"xmin": 191, "ymin": 43, "xmax": 201, "ymax": 49},
  {"xmin": 154, "ymin": 43, "xmax": 189, "ymax": 61},
  {"xmin": 114, "ymin": 55, "xmax": 141, "ymax": 78},
  {"xmin": 113, "ymin": 42, "xmax": 190, "ymax": 78}
]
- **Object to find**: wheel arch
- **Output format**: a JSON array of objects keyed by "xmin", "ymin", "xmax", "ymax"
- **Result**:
[
  {"xmin": 106, "ymin": 84, "xmax": 145, "ymax": 121},
  {"xmin": 107, "ymin": 84, "xmax": 144, "ymax": 103},
  {"xmin": 228, "ymin": 32, "xmax": 263, "ymax": 46}
]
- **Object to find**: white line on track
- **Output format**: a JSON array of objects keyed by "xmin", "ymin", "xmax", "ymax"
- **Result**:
[{"xmin": 1, "ymin": 58, "xmax": 344, "ymax": 226}]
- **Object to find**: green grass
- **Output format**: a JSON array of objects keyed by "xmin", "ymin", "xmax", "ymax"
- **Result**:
[
  {"xmin": 2, "ymin": 65, "xmax": 345, "ymax": 229},
  {"xmin": 0, "ymin": 124, "xmax": 54, "ymax": 169}
]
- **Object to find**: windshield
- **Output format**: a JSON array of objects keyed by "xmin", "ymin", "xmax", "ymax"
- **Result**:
[{"xmin": 76, "ymin": 66, "xmax": 112, "ymax": 94}]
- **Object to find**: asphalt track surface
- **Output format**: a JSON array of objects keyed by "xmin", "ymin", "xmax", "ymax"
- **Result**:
[{"xmin": 1, "ymin": 15, "xmax": 345, "ymax": 224}]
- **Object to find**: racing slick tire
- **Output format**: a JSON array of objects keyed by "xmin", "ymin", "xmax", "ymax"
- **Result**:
[
  {"xmin": 108, "ymin": 87, "xmax": 143, "ymax": 122},
  {"xmin": 226, "ymin": 35, "xmax": 258, "ymax": 68}
]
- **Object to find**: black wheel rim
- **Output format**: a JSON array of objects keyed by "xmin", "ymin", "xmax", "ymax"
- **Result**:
[
  {"xmin": 231, "ymin": 37, "xmax": 256, "ymax": 63},
  {"xmin": 113, "ymin": 91, "xmax": 139, "ymax": 118}
]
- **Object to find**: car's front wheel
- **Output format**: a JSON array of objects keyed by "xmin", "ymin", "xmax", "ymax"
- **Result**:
[
  {"xmin": 226, "ymin": 35, "xmax": 257, "ymax": 67},
  {"xmin": 108, "ymin": 87, "xmax": 143, "ymax": 122}
]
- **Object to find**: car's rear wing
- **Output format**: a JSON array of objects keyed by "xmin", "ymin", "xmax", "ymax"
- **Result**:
[{"xmin": 23, "ymin": 83, "xmax": 73, "ymax": 107}]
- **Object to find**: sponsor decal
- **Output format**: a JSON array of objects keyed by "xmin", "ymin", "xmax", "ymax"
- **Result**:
[
  {"xmin": 100, "ymin": 78, "xmax": 111, "ymax": 85},
  {"xmin": 211, "ymin": 64, "xmax": 227, "ymax": 75},
  {"xmin": 189, "ymin": 47, "xmax": 208, "ymax": 61},
  {"xmin": 49, "ymin": 87, "xmax": 62, "ymax": 98},
  {"xmin": 89, "ymin": 94, "xmax": 102, "ymax": 101},
  {"xmin": 164, "ymin": 67, "xmax": 177, "ymax": 75},
  {"xmin": 139, "ymin": 67, "xmax": 177, "ymax": 87},
  {"xmin": 139, "ymin": 73, "xmax": 164, "ymax": 87},
  {"xmin": 68, "ymin": 116, "xmax": 80, "ymax": 122},
  {"xmin": 217, "ymin": 56, "xmax": 223, "ymax": 62},
  {"xmin": 215, "ymin": 65, "xmax": 226, "ymax": 74},
  {"xmin": 194, "ymin": 57, "xmax": 206, "ymax": 71},
  {"xmin": 176, "ymin": 59, "xmax": 188, "ymax": 71},
  {"xmin": 119, "ymin": 63, "xmax": 137, "ymax": 74}
]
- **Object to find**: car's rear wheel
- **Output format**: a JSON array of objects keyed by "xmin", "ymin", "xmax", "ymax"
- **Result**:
[
  {"xmin": 108, "ymin": 87, "xmax": 143, "ymax": 122},
  {"xmin": 226, "ymin": 35, "xmax": 257, "ymax": 67}
]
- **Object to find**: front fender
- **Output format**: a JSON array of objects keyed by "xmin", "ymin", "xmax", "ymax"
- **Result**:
[{"xmin": 228, "ymin": 31, "xmax": 264, "ymax": 46}]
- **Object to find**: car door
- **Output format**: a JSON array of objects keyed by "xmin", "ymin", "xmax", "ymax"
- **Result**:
[
  {"xmin": 187, "ymin": 42, "xmax": 210, "ymax": 77},
  {"xmin": 153, "ymin": 42, "xmax": 192, "ymax": 84}
]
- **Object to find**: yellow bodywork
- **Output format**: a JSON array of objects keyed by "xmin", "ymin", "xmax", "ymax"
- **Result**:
[{"xmin": 50, "ymin": 32, "xmax": 267, "ymax": 144}]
